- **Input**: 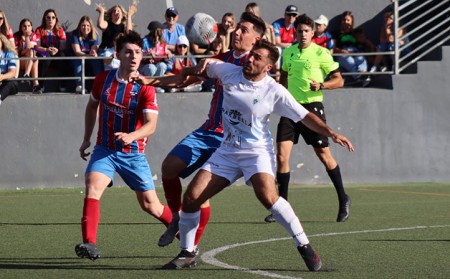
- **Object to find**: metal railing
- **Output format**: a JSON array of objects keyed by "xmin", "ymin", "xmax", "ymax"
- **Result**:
[
  {"xmin": 5, "ymin": 1, "xmax": 448, "ymax": 92},
  {"xmin": 394, "ymin": 0, "xmax": 450, "ymax": 74},
  {"xmin": 8, "ymin": 54, "xmax": 209, "ymax": 94}
]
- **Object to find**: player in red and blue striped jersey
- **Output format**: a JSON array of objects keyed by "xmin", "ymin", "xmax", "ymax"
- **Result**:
[
  {"xmin": 155, "ymin": 12, "xmax": 267, "ymax": 251},
  {"xmin": 75, "ymin": 31, "xmax": 172, "ymax": 261}
]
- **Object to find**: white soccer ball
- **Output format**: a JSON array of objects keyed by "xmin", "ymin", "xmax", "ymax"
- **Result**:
[{"xmin": 185, "ymin": 13, "xmax": 218, "ymax": 46}]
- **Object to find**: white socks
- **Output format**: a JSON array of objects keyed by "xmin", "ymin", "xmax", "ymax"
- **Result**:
[
  {"xmin": 270, "ymin": 197, "xmax": 309, "ymax": 247},
  {"xmin": 179, "ymin": 210, "xmax": 200, "ymax": 252}
]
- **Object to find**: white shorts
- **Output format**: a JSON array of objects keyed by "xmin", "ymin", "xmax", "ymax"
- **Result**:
[{"xmin": 201, "ymin": 145, "xmax": 276, "ymax": 186}]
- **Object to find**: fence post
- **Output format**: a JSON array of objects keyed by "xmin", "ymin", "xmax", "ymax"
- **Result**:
[{"xmin": 393, "ymin": 0, "xmax": 400, "ymax": 75}]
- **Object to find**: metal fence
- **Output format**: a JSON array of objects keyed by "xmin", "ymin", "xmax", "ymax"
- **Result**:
[
  {"xmin": 394, "ymin": 0, "xmax": 450, "ymax": 74},
  {"xmin": 5, "ymin": 0, "xmax": 448, "ymax": 92}
]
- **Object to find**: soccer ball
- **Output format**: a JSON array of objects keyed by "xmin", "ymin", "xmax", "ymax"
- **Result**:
[{"xmin": 185, "ymin": 13, "xmax": 218, "ymax": 46}]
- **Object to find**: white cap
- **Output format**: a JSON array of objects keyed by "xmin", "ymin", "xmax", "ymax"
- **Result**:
[
  {"xmin": 176, "ymin": 35, "xmax": 189, "ymax": 46},
  {"xmin": 314, "ymin": 15, "xmax": 329, "ymax": 26}
]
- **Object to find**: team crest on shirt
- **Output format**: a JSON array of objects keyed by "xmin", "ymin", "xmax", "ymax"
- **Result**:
[
  {"xmin": 304, "ymin": 60, "xmax": 312, "ymax": 69},
  {"xmin": 253, "ymin": 95, "xmax": 260, "ymax": 104},
  {"xmin": 104, "ymin": 87, "xmax": 111, "ymax": 97},
  {"xmin": 129, "ymin": 89, "xmax": 138, "ymax": 100}
]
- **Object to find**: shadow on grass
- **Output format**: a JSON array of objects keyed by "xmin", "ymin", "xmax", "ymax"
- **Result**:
[
  {"xmin": 363, "ymin": 239, "xmax": 450, "ymax": 242},
  {"xmin": 0, "ymin": 220, "xmax": 331, "ymax": 226}
]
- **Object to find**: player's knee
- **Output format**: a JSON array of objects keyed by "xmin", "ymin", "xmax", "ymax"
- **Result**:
[
  {"xmin": 161, "ymin": 157, "xmax": 179, "ymax": 179},
  {"xmin": 276, "ymin": 153, "xmax": 289, "ymax": 168},
  {"xmin": 181, "ymin": 193, "xmax": 201, "ymax": 212}
]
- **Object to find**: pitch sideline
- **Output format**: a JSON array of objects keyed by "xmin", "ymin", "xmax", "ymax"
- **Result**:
[{"xmin": 200, "ymin": 224, "xmax": 450, "ymax": 279}]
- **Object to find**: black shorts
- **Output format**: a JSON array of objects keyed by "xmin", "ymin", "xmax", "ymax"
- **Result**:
[{"xmin": 276, "ymin": 102, "xmax": 329, "ymax": 148}]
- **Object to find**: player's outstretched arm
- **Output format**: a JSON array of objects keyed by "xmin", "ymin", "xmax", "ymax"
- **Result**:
[
  {"xmin": 132, "ymin": 74, "xmax": 186, "ymax": 88},
  {"xmin": 301, "ymin": 112, "xmax": 355, "ymax": 152}
]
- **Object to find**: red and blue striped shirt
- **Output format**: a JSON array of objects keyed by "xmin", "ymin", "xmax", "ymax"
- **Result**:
[
  {"xmin": 91, "ymin": 69, "xmax": 158, "ymax": 153},
  {"xmin": 200, "ymin": 50, "xmax": 249, "ymax": 133}
]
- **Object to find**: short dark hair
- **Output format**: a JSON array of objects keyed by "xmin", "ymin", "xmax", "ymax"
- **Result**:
[
  {"xmin": 294, "ymin": 14, "xmax": 314, "ymax": 30},
  {"xmin": 252, "ymin": 39, "xmax": 279, "ymax": 65},
  {"xmin": 240, "ymin": 12, "xmax": 266, "ymax": 37},
  {"xmin": 115, "ymin": 31, "xmax": 143, "ymax": 53}
]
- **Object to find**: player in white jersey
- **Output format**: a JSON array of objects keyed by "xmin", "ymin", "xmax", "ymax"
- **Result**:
[{"xmin": 156, "ymin": 40, "xmax": 355, "ymax": 271}]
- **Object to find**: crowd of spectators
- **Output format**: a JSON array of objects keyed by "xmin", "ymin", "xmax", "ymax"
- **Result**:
[{"xmin": 0, "ymin": 3, "xmax": 406, "ymax": 99}]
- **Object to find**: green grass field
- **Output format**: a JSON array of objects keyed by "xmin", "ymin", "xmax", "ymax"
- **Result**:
[{"xmin": 1, "ymin": 183, "xmax": 450, "ymax": 278}]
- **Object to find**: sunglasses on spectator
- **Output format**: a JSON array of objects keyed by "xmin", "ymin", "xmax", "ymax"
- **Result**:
[
  {"xmin": 0, "ymin": 17, "xmax": 4, "ymax": 20},
  {"xmin": 177, "ymin": 45, "xmax": 188, "ymax": 48},
  {"xmin": 46, "ymin": 16, "xmax": 56, "ymax": 20},
  {"xmin": 286, "ymin": 13, "xmax": 297, "ymax": 17}
]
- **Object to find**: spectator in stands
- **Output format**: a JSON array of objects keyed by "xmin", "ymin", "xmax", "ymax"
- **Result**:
[
  {"xmin": 245, "ymin": 2, "xmax": 276, "ymax": 44},
  {"xmin": 163, "ymin": 7, "xmax": 186, "ymax": 52},
  {"xmin": 272, "ymin": 5, "xmax": 299, "ymax": 80},
  {"xmin": 370, "ymin": 11, "xmax": 408, "ymax": 73},
  {"xmin": 204, "ymin": 36, "xmax": 223, "ymax": 56},
  {"xmin": 332, "ymin": 11, "xmax": 370, "ymax": 87},
  {"xmin": 353, "ymin": 27, "xmax": 376, "ymax": 69},
  {"xmin": 96, "ymin": 2, "xmax": 137, "ymax": 70},
  {"xmin": 35, "ymin": 9, "xmax": 67, "ymax": 92},
  {"xmin": 312, "ymin": 15, "xmax": 334, "ymax": 54},
  {"xmin": 273, "ymin": 5, "xmax": 298, "ymax": 49},
  {"xmin": 0, "ymin": 34, "xmax": 18, "ymax": 106},
  {"xmin": 70, "ymin": 16, "xmax": 103, "ymax": 94},
  {"xmin": 217, "ymin": 12, "xmax": 236, "ymax": 53},
  {"xmin": 166, "ymin": 35, "xmax": 201, "ymax": 92},
  {"xmin": 14, "ymin": 18, "xmax": 41, "ymax": 94},
  {"xmin": 0, "ymin": 10, "xmax": 15, "ymax": 47},
  {"xmin": 140, "ymin": 20, "xmax": 171, "ymax": 93}
]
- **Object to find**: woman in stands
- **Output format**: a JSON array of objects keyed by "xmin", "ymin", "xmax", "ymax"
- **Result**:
[
  {"xmin": 14, "ymin": 19, "xmax": 41, "ymax": 94},
  {"xmin": 95, "ymin": 2, "xmax": 137, "ymax": 70},
  {"xmin": 140, "ymin": 21, "xmax": 171, "ymax": 79},
  {"xmin": 245, "ymin": 2, "xmax": 276, "ymax": 44},
  {"xmin": 35, "ymin": 9, "xmax": 67, "ymax": 91},
  {"xmin": 217, "ymin": 12, "xmax": 236, "ymax": 53},
  {"xmin": 166, "ymin": 35, "xmax": 201, "ymax": 92},
  {"xmin": 69, "ymin": 16, "xmax": 102, "ymax": 94},
  {"xmin": 0, "ymin": 10, "xmax": 15, "ymax": 47},
  {"xmin": 333, "ymin": 11, "xmax": 370, "ymax": 86},
  {"xmin": 0, "ymin": 34, "xmax": 19, "ymax": 106}
]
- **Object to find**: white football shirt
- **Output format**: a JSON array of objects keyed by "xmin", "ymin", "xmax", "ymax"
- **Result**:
[{"xmin": 206, "ymin": 62, "xmax": 309, "ymax": 149}]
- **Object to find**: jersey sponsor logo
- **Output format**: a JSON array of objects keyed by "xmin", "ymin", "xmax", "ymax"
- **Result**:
[
  {"xmin": 223, "ymin": 109, "xmax": 251, "ymax": 127},
  {"xmin": 104, "ymin": 103, "xmax": 135, "ymax": 115}
]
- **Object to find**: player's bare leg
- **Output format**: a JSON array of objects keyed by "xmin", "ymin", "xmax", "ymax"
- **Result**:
[
  {"xmin": 162, "ymin": 170, "xmax": 228, "ymax": 269},
  {"xmin": 251, "ymin": 173, "xmax": 321, "ymax": 271}
]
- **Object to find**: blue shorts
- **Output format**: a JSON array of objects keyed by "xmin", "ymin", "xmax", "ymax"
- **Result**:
[
  {"xmin": 168, "ymin": 129, "xmax": 223, "ymax": 178},
  {"xmin": 86, "ymin": 145, "xmax": 155, "ymax": 191}
]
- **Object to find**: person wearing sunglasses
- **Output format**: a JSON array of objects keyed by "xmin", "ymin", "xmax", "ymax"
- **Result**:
[
  {"xmin": 166, "ymin": 35, "xmax": 200, "ymax": 92},
  {"xmin": 271, "ymin": 5, "xmax": 300, "ymax": 81},
  {"xmin": 163, "ymin": 7, "xmax": 186, "ymax": 53},
  {"xmin": 35, "ymin": 9, "xmax": 67, "ymax": 92}
]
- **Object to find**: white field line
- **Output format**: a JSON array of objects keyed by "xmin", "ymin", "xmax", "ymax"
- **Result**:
[{"xmin": 200, "ymin": 224, "xmax": 450, "ymax": 279}]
